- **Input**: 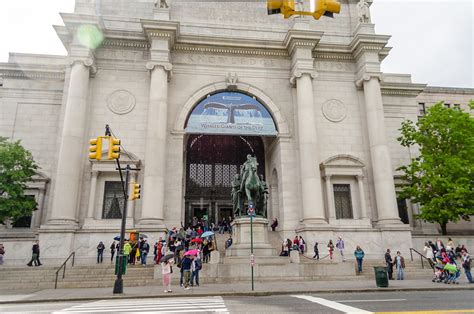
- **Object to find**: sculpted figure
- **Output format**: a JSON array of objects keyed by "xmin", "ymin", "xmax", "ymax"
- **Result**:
[
  {"xmin": 154, "ymin": 0, "xmax": 169, "ymax": 8},
  {"xmin": 231, "ymin": 174, "xmax": 242, "ymax": 216},
  {"xmin": 357, "ymin": 0, "xmax": 371, "ymax": 23}
]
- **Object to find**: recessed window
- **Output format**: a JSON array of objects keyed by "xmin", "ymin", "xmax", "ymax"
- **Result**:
[
  {"xmin": 102, "ymin": 181, "xmax": 124, "ymax": 219},
  {"xmin": 12, "ymin": 195, "xmax": 35, "ymax": 228},
  {"xmin": 454, "ymin": 104, "xmax": 461, "ymax": 110},
  {"xmin": 333, "ymin": 184, "xmax": 353, "ymax": 219},
  {"xmin": 397, "ymin": 198, "xmax": 409, "ymax": 224},
  {"xmin": 418, "ymin": 103, "xmax": 426, "ymax": 116},
  {"xmin": 444, "ymin": 103, "xmax": 451, "ymax": 109}
]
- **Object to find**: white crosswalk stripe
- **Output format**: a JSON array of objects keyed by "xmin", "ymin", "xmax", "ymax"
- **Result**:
[{"xmin": 57, "ymin": 296, "xmax": 229, "ymax": 313}]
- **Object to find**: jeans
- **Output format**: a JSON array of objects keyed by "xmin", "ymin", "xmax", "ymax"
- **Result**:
[
  {"xmin": 110, "ymin": 250, "xmax": 115, "ymax": 262},
  {"xmin": 141, "ymin": 252, "xmax": 148, "ymax": 265},
  {"xmin": 464, "ymin": 268, "xmax": 473, "ymax": 283},
  {"xmin": 397, "ymin": 267, "xmax": 404, "ymax": 280},
  {"xmin": 191, "ymin": 270, "xmax": 200, "ymax": 286},
  {"xmin": 219, "ymin": 226, "xmax": 225, "ymax": 234},
  {"xmin": 97, "ymin": 251, "xmax": 103, "ymax": 263},
  {"xmin": 183, "ymin": 270, "xmax": 191, "ymax": 288},
  {"xmin": 356, "ymin": 258, "xmax": 363, "ymax": 273},
  {"xmin": 27, "ymin": 253, "xmax": 41, "ymax": 266}
]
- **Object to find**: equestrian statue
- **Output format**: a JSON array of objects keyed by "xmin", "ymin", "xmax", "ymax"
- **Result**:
[{"xmin": 231, "ymin": 155, "xmax": 269, "ymax": 217}]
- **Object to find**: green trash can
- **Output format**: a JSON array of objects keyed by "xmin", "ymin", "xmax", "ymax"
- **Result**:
[
  {"xmin": 374, "ymin": 266, "xmax": 389, "ymax": 288},
  {"xmin": 115, "ymin": 255, "xmax": 127, "ymax": 275}
]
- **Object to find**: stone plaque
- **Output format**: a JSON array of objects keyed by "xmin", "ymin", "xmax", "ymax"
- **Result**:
[
  {"xmin": 106, "ymin": 90, "xmax": 136, "ymax": 115},
  {"xmin": 322, "ymin": 99, "xmax": 347, "ymax": 122}
]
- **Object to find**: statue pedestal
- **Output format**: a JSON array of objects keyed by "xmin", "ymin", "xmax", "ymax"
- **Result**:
[{"xmin": 225, "ymin": 217, "xmax": 275, "ymax": 257}]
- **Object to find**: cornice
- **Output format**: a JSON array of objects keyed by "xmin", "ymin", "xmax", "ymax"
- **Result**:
[
  {"xmin": 350, "ymin": 33, "xmax": 390, "ymax": 60},
  {"xmin": 283, "ymin": 30, "xmax": 324, "ymax": 56},
  {"xmin": 101, "ymin": 39, "xmax": 150, "ymax": 50},
  {"xmin": 314, "ymin": 52, "xmax": 354, "ymax": 61},
  {"xmin": 141, "ymin": 19, "xmax": 180, "ymax": 48},
  {"xmin": 381, "ymin": 82, "xmax": 427, "ymax": 97},
  {"xmin": 173, "ymin": 43, "xmax": 288, "ymax": 58},
  {"xmin": 0, "ymin": 64, "xmax": 65, "ymax": 81}
]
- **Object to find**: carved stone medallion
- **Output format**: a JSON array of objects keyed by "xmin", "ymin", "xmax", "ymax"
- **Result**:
[
  {"xmin": 106, "ymin": 90, "xmax": 136, "ymax": 115},
  {"xmin": 322, "ymin": 99, "xmax": 347, "ymax": 122}
]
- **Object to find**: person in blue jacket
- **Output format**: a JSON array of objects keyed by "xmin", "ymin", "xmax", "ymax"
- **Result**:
[{"xmin": 354, "ymin": 245, "xmax": 365, "ymax": 274}]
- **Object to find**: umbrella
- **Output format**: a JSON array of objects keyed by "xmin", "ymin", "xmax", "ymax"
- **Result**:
[
  {"xmin": 201, "ymin": 231, "xmax": 215, "ymax": 238},
  {"xmin": 184, "ymin": 249, "xmax": 200, "ymax": 256},
  {"xmin": 191, "ymin": 238, "xmax": 203, "ymax": 243},
  {"xmin": 159, "ymin": 253, "xmax": 174, "ymax": 263},
  {"xmin": 140, "ymin": 233, "xmax": 148, "ymax": 239},
  {"xmin": 114, "ymin": 236, "xmax": 121, "ymax": 241}
]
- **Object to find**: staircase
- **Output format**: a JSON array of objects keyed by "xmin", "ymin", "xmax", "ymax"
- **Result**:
[
  {"xmin": 356, "ymin": 259, "xmax": 434, "ymax": 279},
  {"xmin": 0, "ymin": 264, "xmax": 156, "ymax": 290}
]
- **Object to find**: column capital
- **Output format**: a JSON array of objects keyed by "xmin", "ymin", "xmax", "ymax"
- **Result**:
[
  {"xmin": 69, "ymin": 57, "xmax": 97, "ymax": 76},
  {"xmin": 356, "ymin": 174, "xmax": 364, "ymax": 181},
  {"xmin": 290, "ymin": 67, "xmax": 318, "ymax": 86},
  {"xmin": 145, "ymin": 61, "xmax": 173, "ymax": 72},
  {"xmin": 355, "ymin": 72, "xmax": 382, "ymax": 88},
  {"xmin": 323, "ymin": 174, "xmax": 332, "ymax": 181},
  {"xmin": 91, "ymin": 170, "xmax": 99, "ymax": 178}
]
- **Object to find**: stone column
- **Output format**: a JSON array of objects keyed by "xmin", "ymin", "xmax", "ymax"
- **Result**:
[
  {"xmin": 86, "ymin": 171, "xmax": 99, "ymax": 219},
  {"xmin": 137, "ymin": 62, "xmax": 172, "ymax": 228},
  {"xmin": 324, "ymin": 175, "xmax": 336, "ymax": 220},
  {"xmin": 48, "ymin": 59, "xmax": 94, "ymax": 227},
  {"xmin": 360, "ymin": 75, "xmax": 400, "ymax": 225},
  {"xmin": 356, "ymin": 175, "xmax": 368, "ymax": 219},
  {"xmin": 294, "ymin": 72, "xmax": 326, "ymax": 224}
]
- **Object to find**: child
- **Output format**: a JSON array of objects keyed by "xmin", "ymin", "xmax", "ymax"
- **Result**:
[
  {"xmin": 161, "ymin": 259, "xmax": 174, "ymax": 293},
  {"xmin": 327, "ymin": 240, "xmax": 334, "ymax": 260}
]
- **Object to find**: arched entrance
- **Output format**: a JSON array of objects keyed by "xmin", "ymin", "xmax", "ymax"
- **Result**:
[{"xmin": 183, "ymin": 91, "xmax": 278, "ymax": 227}]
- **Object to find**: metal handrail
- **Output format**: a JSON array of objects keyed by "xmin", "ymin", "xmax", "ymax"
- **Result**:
[
  {"xmin": 409, "ymin": 248, "xmax": 431, "ymax": 269},
  {"xmin": 54, "ymin": 252, "xmax": 75, "ymax": 289}
]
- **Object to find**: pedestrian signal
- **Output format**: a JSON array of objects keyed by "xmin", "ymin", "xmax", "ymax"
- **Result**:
[
  {"xmin": 314, "ymin": 0, "xmax": 341, "ymax": 20},
  {"xmin": 267, "ymin": 0, "xmax": 295, "ymax": 19},
  {"xmin": 131, "ymin": 183, "xmax": 141, "ymax": 200},
  {"xmin": 89, "ymin": 137, "xmax": 103, "ymax": 161},
  {"xmin": 108, "ymin": 137, "xmax": 121, "ymax": 160}
]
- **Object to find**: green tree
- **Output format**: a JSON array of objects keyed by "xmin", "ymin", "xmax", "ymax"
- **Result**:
[
  {"xmin": 397, "ymin": 101, "xmax": 474, "ymax": 235},
  {"xmin": 0, "ymin": 137, "xmax": 38, "ymax": 224}
]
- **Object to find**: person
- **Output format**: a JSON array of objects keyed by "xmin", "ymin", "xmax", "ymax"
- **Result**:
[
  {"xmin": 395, "ymin": 251, "xmax": 405, "ymax": 280},
  {"xmin": 313, "ymin": 242, "xmax": 319, "ymax": 260},
  {"xmin": 293, "ymin": 236, "xmax": 300, "ymax": 252},
  {"xmin": 385, "ymin": 249, "xmax": 393, "ymax": 280},
  {"xmin": 27, "ymin": 240, "xmax": 41, "ymax": 267},
  {"xmin": 299, "ymin": 236, "xmax": 306, "ymax": 254},
  {"xmin": 423, "ymin": 242, "xmax": 435, "ymax": 269},
  {"xmin": 97, "ymin": 241, "xmax": 105, "ymax": 263},
  {"xmin": 436, "ymin": 238, "xmax": 444, "ymax": 253},
  {"xmin": 0, "ymin": 243, "xmax": 5, "ymax": 265},
  {"xmin": 444, "ymin": 261, "xmax": 460, "ymax": 284},
  {"xmin": 461, "ymin": 249, "xmax": 473, "ymax": 283},
  {"xmin": 181, "ymin": 255, "xmax": 193, "ymax": 289},
  {"xmin": 219, "ymin": 219, "xmax": 226, "ymax": 234},
  {"xmin": 280, "ymin": 239, "xmax": 289, "ymax": 256},
  {"xmin": 225, "ymin": 235, "xmax": 233, "ymax": 249},
  {"xmin": 161, "ymin": 259, "xmax": 174, "ymax": 293},
  {"xmin": 156, "ymin": 241, "xmax": 163, "ymax": 264},
  {"xmin": 110, "ymin": 242, "xmax": 116, "ymax": 263},
  {"xmin": 141, "ymin": 239, "xmax": 150, "ymax": 266},
  {"xmin": 327, "ymin": 240, "xmax": 334, "ymax": 260},
  {"xmin": 336, "ymin": 236, "xmax": 345, "ymax": 261},
  {"xmin": 123, "ymin": 239, "xmax": 132, "ymax": 262},
  {"xmin": 191, "ymin": 256, "xmax": 202, "ymax": 287},
  {"xmin": 354, "ymin": 246, "xmax": 365, "ymax": 274},
  {"xmin": 202, "ymin": 241, "xmax": 210, "ymax": 263},
  {"xmin": 271, "ymin": 218, "xmax": 278, "ymax": 231},
  {"xmin": 446, "ymin": 238, "xmax": 455, "ymax": 251},
  {"xmin": 130, "ymin": 241, "xmax": 138, "ymax": 265}
]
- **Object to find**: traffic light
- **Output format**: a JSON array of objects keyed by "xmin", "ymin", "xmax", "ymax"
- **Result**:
[
  {"xmin": 314, "ymin": 0, "xmax": 341, "ymax": 20},
  {"xmin": 107, "ymin": 137, "xmax": 121, "ymax": 160},
  {"xmin": 267, "ymin": 0, "xmax": 295, "ymax": 19},
  {"xmin": 130, "ymin": 183, "xmax": 141, "ymax": 200},
  {"xmin": 89, "ymin": 137, "xmax": 103, "ymax": 161}
]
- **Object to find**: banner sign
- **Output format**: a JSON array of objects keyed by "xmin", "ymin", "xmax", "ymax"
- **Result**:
[{"xmin": 185, "ymin": 92, "xmax": 278, "ymax": 136}]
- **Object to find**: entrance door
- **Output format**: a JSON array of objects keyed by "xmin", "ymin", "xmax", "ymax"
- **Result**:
[
  {"xmin": 192, "ymin": 206, "xmax": 208, "ymax": 221},
  {"xmin": 218, "ymin": 207, "xmax": 233, "ymax": 222}
]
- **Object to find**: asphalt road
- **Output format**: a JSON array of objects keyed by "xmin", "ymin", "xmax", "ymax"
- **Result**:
[{"xmin": 0, "ymin": 290, "xmax": 473, "ymax": 313}]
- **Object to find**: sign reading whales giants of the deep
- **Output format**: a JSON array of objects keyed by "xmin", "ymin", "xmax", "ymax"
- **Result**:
[{"xmin": 185, "ymin": 92, "xmax": 278, "ymax": 136}]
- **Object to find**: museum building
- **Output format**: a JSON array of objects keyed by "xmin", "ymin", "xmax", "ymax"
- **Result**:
[{"xmin": 0, "ymin": 0, "xmax": 473, "ymax": 264}]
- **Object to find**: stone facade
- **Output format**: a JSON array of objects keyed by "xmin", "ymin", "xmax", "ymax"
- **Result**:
[{"xmin": 0, "ymin": 0, "xmax": 473, "ymax": 265}]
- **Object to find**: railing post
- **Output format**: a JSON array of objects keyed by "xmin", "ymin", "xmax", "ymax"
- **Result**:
[
  {"xmin": 55, "ymin": 272, "xmax": 58, "ymax": 289},
  {"xmin": 72, "ymin": 252, "xmax": 75, "ymax": 267},
  {"xmin": 410, "ymin": 248, "xmax": 413, "ymax": 261},
  {"xmin": 421, "ymin": 255, "xmax": 424, "ymax": 269},
  {"xmin": 63, "ymin": 263, "xmax": 66, "ymax": 279}
]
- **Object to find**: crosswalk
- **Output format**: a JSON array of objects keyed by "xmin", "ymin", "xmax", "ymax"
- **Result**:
[{"xmin": 58, "ymin": 296, "xmax": 228, "ymax": 313}]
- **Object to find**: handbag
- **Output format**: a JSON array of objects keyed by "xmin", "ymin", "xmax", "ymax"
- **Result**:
[{"xmin": 170, "ymin": 266, "xmax": 173, "ymax": 274}]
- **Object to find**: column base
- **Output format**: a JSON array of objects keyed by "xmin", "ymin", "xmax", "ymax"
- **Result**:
[
  {"xmin": 82, "ymin": 217, "xmax": 135, "ymax": 230},
  {"xmin": 135, "ymin": 218, "xmax": 166, "ymax": 231},
  {"xmin": 43, "ymin": 218, "xmax": 79, "ymax": 230},
  {"xmin": 375, "ymin": 217, "xmax": 405, "ymax": 229}
]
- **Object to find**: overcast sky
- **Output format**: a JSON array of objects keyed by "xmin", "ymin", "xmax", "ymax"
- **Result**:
[{"xmin": 0, "ymin": 0, "xmax": 472, "ymax": 88}]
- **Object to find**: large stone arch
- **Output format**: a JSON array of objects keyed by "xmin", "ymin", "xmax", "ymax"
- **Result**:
[{"xmin": 173, "ymin": 81, "xmax": 290, "ymax": 136}]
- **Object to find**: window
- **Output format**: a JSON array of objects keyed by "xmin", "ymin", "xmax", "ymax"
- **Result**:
[
  {"xmin": 397, "ymin": 198, "xmax": 410, "ymax": 224},
  {"xmin": 102, "ymin": 181, "xmax": 124, "ymax": 219},
  {"xmin": 333, "ymin": 184, "xmax": 353, "ymax": 219},
  {"xmin": 444, "ymin": 103, "xmax": 451, "ymax": 109},
  {"xmin": 12, "ymin": 195, "xmax": 35, "ymax": 228},
  {"xmin": 454, "ymin": 104, "xmax": 461, "ymax": 110},
  {"xmin": 418, "ymin": 103, "xmax": 426, "ymax": 116}
]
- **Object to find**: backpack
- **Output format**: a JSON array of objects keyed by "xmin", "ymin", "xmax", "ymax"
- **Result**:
[{"xmin": 0, "ymin": 247, "xmax": 4, "ymax": 255}]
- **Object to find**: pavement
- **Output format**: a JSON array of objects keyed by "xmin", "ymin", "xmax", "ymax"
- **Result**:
[{"xmin": 0, "ymin": 278, "xmax": 472, "ymax": 305}]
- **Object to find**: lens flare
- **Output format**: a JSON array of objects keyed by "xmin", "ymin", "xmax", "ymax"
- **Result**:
[{"xmin": 77, "ymin": 24, "xmax": 104, "ymax": 50}]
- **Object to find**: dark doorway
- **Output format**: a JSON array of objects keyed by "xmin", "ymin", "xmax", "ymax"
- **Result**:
[
  {"xmin": 185, "ymin": 134, "xmax": 265, "ymax": 226},
  {"xmin": 397, "ymin": 198, "xmax": 410, "ymax": 224}
]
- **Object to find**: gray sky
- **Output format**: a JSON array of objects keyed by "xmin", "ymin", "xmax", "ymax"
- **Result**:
[{"xmin": 0, "ymin": 0, "xmax": 472, "ymax": 88}]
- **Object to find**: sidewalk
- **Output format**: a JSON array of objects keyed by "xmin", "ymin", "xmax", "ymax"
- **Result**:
[{"xmin": 0, "ymin": 279, "xmax": 472, "ymax": 304}]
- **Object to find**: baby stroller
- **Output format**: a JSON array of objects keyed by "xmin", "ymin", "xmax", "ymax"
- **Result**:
[{"xmin": 432, "ymin": 264, "xmax": 447, "ymax": 283}]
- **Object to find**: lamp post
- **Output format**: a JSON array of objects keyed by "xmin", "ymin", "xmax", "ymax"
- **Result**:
[{"xmin": 248, "ymin": 202, "xmax": 255, "ymax": 291}]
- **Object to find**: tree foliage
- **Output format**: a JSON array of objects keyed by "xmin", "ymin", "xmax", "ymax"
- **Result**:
[
  {"xmin": 397, "ymin": 101, "xmax": 474, "ymax": 235},
  {"xmin": 0, "ymin": 137, "xmax": 38, "ymax": 224}
]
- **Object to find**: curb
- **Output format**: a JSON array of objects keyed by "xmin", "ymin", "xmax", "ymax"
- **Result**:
[{"xmin": 0, "ymin": 286, "xmax": 473, "ymax": 305}]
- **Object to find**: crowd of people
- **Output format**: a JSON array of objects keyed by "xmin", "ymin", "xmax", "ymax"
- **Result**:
[{"xmin": 423, "ymin": 238, "xmax": 473, "ymax": 284}]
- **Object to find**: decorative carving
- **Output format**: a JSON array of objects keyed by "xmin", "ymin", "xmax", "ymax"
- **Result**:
[
  {"xmin": 322, "ymin": 99, "xmax": 347, "ymax": 122},
  {"xmin": 154, "ymin": 0, "xmax": 169, "ymax": 8},
  {"xmin": 173, "ymin": 43, "xmax": 288, "ymax": 58},
  {"xmin": 106, "ymin": 90, "xmax": 136, "ymax": 115},
  {"xmin": 226, "ymin": 72, "xmax": 238, "ymax": 90},
  {"xmin": 290, "ymin": 69, "xmax": 318, "ymax": 86},
  {"xmin": 357, "ymin": 0, "xmax": 371, "ymax": 24}
]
